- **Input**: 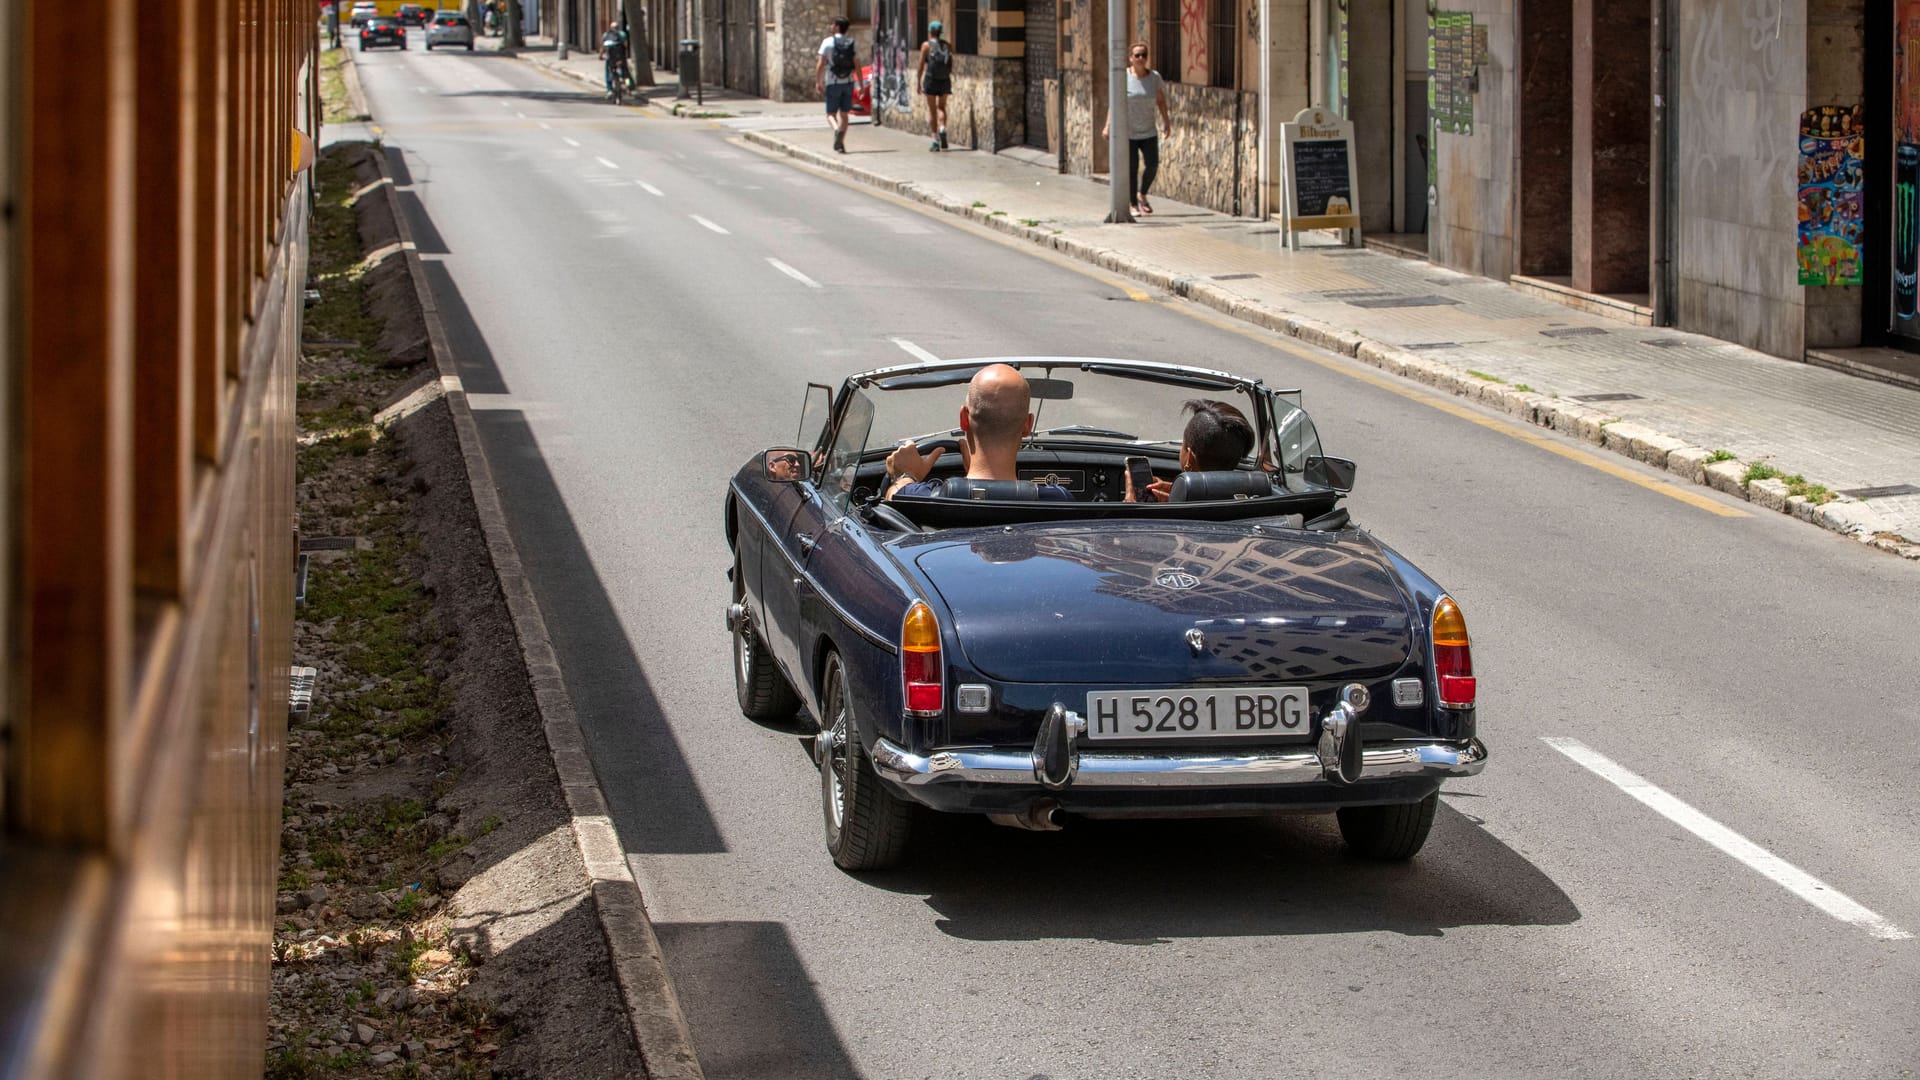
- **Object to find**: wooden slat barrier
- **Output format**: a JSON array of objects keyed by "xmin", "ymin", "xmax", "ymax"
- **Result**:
[{"xmin": 1, "ymin": 0, "xmax": 314, "ymax": 1075}]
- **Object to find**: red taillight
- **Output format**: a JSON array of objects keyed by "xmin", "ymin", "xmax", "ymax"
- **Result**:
[
  {"xmin": 1432, "ymin": 596, "xmax": 1476, "ymax": 708},
  {"xmin": 901, "ymin": 601, "xmax": 943, "ymax": 716}
]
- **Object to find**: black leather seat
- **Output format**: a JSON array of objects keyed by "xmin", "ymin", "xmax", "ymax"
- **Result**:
[
  {"xmin": 937, "ymin": 477, "xmax": 1041, "ymax": 500},
  {"xmin": 1167, "ymin": 470, "xmax": 1275, "ymax": 502}
]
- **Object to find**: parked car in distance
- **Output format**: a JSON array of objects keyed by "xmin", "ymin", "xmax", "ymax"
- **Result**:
[
  {"xmin": 425, "ymin": 10, "xmax": 474, "ymax": 49},
  {"xmin": 359, "ymin": 15, "xmax": 406, "ymax": 49},
  {"xmin": 348, "ymin": 1, "xmax": 378, "ymax": 26},
  {"xmin": 395, "ymin": 3, "xmax": 429, "ymax": 25},
  {"xmin": 726, "ymin": 357, "xmax": 1488, "ymax": 872}
]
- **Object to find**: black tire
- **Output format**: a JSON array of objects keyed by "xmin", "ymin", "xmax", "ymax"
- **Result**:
[
  {"xmin": 733, "ymin": 568, "xmax": 800, "ymax": 721},
  {"xmin": 1336, "ymin": 792, "xmax": 1438, "ymax": 860},
  {"xmin": 466, "ymin": 41, "xmax": 474, "ymax": 51},
  {"xmin": 425, "ymin": 41, "xmax": 434, "ymax": 49},
  {"xmin": 819, "ymin": 651, "xmax": 913, "ymax": 870}
]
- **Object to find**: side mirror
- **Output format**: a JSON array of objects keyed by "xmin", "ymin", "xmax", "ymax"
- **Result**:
[
  {"xmin": 1304, "ymin": 455, "xmax": 1356, "ymax": 492},
  {"xmin": 762, "ymin": 448, "xmax": 812, "ymax": 484}
]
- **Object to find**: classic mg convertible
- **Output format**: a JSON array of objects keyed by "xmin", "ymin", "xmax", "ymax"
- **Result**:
[{"xmin": 724, "ymin": 358, "xmax": 1487, "ymax": 870}]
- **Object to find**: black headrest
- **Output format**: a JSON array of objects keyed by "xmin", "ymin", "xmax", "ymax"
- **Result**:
[
  {"xmin": 1167, "ymin": 470, "xmax": 1276, "ymax": 503},
  {"xmin": 938, "ymin": 477, "xmax": 1040, "ymax": 501}
]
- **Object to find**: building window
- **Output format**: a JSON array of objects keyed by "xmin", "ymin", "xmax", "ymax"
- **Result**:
[
  {"xmin": 1153, "ymin": 0, "xmax": 1179, "ymax": 78},
  {"xmin": 1208, "ymin": 0, "xmax": 1234, "ymax": 88},
  {"xmin": 850, "ymin": 0, "xmax": 872, "ymax": 24},
  {"xmin": 954, "ymin": 0, "xmax": 978, "ymax": 52}
]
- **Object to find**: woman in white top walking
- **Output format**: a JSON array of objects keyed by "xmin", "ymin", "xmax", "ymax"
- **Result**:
[{"xmin": 1101, "ymin": 42, "xmax": 1172, "ymax": 215}]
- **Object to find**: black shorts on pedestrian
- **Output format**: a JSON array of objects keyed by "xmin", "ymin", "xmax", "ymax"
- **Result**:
[{"xmin": 825, "ymin": 82, "xmax": 854, "ymax": 113}]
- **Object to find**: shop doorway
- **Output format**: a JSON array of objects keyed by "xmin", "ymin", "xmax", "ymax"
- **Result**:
[{"xmin": 1330, "ymin": 0, "xmax": 1428, "ymax": 249}]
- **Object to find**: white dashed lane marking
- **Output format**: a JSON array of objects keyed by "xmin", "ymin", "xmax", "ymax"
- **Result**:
[
  {"xmin": 562, "ymin": 136, "xmax": 581, "ymax": 147},
  {"xmin": 596, "ymin": 156, "xmax": 620, "ymax": 170},
  {"xmin": 637, "ymin": 181, "xmax": 664, "ymax": 196},
  {"xmin": 690, "ymin": 215, "xmax": 729, "ymax": 235},
  {"xmin": 890, "ymin": 338, "xmax": 940, "ymax": 364},
  {"xmin": 1543, "ymin": 737, "xmax": 1912, "ymax": 941},
  {"xmin": 767, "ymin": 258, "xmax": 820, "ymax": 288}
]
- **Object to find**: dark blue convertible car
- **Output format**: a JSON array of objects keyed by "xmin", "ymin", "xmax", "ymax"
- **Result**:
[{"xmin": 725, "ymin": 358, "xmax": 1487, "ymax": 870}]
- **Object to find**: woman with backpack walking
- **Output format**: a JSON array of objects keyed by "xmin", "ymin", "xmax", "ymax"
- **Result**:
[
  {"xmin": 918, "ymin": 21, "xmax": 952, "ymax": 151},
  {"xmin": 1101, "ymin": 42, "xmax": 1172, "ymax": 215}
]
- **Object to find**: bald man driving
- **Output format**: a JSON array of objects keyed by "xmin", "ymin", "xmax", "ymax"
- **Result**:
[{"xmin": 883, "ymin": 364, "xmax": 1071, "ymax": 501}]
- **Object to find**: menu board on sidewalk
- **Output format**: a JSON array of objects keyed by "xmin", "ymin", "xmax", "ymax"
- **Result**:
[{"xmin": 1279, "ymin": 107, "xmax": 1361, "ymax": 249}]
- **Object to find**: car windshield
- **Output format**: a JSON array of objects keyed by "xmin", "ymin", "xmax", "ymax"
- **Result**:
[{"xmin": 838, "ymin": 361, "xmax": 1322, "ymax": 473}]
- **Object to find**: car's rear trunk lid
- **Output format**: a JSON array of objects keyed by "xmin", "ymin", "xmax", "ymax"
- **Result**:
[{"xmin": 912, "ymin": 523, "xmax": 1415, "ymax": 685}]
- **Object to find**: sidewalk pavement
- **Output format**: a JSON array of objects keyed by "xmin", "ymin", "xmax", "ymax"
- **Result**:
[{"xmin": 498, "ymin": 39, "xmax": 1920, "ymax": 561}]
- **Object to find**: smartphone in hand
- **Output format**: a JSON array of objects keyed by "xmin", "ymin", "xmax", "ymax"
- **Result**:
[{"xmin": 1124, "ymin": 456, "xmax": 1154, "ymax": 501}]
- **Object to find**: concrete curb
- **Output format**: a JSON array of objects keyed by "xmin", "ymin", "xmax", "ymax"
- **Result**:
[
  {"xmin": 738, "ymin": 127, "xmax": 1919, "ymax": 562},
  {"xmin": 365, "ymin": 147, "xmax": 705, "ymax": 1078},
  {"xmin": 338, "ymin": 47, "xmax": 372, "ymax": 121}
]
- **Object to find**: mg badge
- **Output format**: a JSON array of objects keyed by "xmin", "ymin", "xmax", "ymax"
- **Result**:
[
  {"xmin": 1185, "ymin": 628, "xmax": 1205, "ymax": 656},
  {"xmin": 1155, "ymin": 568, "xmax": 1200, "ymax": 590}
]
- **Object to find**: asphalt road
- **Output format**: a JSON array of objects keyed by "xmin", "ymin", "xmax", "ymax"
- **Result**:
[{"xmin": 353, "ymin": 43, "xmax": 1920, "ymax": 1079}]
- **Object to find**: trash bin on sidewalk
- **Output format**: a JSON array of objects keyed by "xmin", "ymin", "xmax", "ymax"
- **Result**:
[{"xmin": 677, "ymin": 39, "xmax": 701, "ymax": 104}]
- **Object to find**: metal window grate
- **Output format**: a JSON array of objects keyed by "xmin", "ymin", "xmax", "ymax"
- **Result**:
[
  {"xmin": 1571, "ymin": 392, "xmax": 1644, "ymax": 403},
  {"xmin": 1153, "ymin": 0, "xmax": 1179, "ymax": 78},
  {"xmin": 1541, "ymin": 326, "xmax": 1609, "ymax": 338},
  {"xmin": 1209, "ymin": 0, "xmax": 1234, "ymax": 87},
  {"xmin": 955, "ymin": 0, "xmax": 979, "ymax": 53},
  {"xmin": 1345, "ymin": 294, "xmax": 1461, "ymax": 308}
]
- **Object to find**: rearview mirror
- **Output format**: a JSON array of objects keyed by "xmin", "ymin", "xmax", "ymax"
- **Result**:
[
  {"xmin": 1304, "ymin": 455, "xmax": 1356, "ymax": 492},
  {"xmin": 762, "ymin": 448, "xmax": 812, "ymax": 484}
]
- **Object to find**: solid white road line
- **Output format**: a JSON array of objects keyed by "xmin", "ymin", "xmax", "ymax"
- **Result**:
[
  {"xmin": 562, "ymin": 136, "xmax": 582, "ymax": 147},
  {"xmin": 690, "ymin": 215, "xmax": 730, "ymax": 235},
  {"xmin": 637, "ymin": 181, "xmax": 664, "ymax": 196},
  {"xmin": 767, "ymin": 258, "xmax": 821, "ymax": 289},
  {"xmin": 890, "ymin": 337, "xmax": 940, "ymax": 364},
  {"xmin": 596, "ymin": 156, "xmax": 620, "ymax": 170},
  {"xmin": 516, "ymin": 111, "xmax": 527, "ymax": 118},
  {"xmin": 1542, "ymin": 737, "xmax": 1912, "ymax": 941},
  {"xmin": 538, "ymin": 121, "xmax": 552, "ymax": 130}
]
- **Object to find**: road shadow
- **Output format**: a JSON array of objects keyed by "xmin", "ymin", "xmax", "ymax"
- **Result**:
[
  {"xmin": 438, "ymin": 87, "xmax": 610, "ymax": 106},
  {"xmin": 652, "ymin": 920, "xmax": 861, "ymax": 1080},
  {"xmin": 467, "ymin": 408, "xmax": 727, "ymax": 855},
  {"xmin": 865, "ymin": 796, "xmax": 1578, "ymax": 941},
  {"xmin": 396, "ymin": 193, "xmax": 725, "ymax": 854}
]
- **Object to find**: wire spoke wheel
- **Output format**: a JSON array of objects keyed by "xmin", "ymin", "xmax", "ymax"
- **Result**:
[{"xmin": 817, "ymin": 651, "xmax": 913, "ymax": 870}]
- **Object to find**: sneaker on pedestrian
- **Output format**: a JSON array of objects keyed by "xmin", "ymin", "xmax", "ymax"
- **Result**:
[
  {"xmin": 939, "ymin": 128, "xmax": 948, "ymax": 150},
  {"xmin": 930, "ymin": 138, "xmax": 941, "ymax": 152},
  {"xmin": 833, "ymin": 129, "xmax": 845, "ymax": 153}
]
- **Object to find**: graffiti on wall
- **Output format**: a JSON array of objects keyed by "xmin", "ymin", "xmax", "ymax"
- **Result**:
[
  {"xmin": 1180, "ymin": 0, "xmax": 1207, "ymax": 83},
  {"xmin": 1895, "ymin": 0, "xmax": 1920, "ymax": 320},
  {"xmin": 1797, "ymin": 105, "xmax": 1865, "ymax": 287},
  {"xmin": 874, "ymin": 0, "xmax": 914, "ymax": 117}
]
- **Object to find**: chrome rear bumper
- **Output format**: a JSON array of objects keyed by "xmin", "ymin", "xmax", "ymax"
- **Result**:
[{"xmin": 870, "ymin": 736, "xmax": 1488, "ymax": 789}]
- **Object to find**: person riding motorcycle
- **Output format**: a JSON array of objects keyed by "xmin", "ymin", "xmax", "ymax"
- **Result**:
[{"xmin": 598, "ymin": 22, "xmax": 633, "ymax": 100}]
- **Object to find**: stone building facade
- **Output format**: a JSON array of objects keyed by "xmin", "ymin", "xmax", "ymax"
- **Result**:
[{"xmin": 1315, "ymin": 0, "xmax": 1893, "ymax": 363}]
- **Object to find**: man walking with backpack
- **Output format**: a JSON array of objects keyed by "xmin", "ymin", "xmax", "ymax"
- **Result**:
[
  {"xmin": 815, "ymin": 16, "xmax": 859, "ymax": 153},
  {"xmin": 918, "ymin": 21, "xmax": 952, "ymax": 151}
]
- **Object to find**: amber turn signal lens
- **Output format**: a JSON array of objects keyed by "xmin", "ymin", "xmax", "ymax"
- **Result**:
[
  {"xmin": 1432, "ymin": 597, "xmax": 1469, "ymax": 647},
  {"xmin": 903, "ymin": 601, "xmax": 939, "ymax": 652}
]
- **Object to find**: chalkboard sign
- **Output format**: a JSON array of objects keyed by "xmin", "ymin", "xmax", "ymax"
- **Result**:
[
  {"xmin": 1279, "ymin": 107, "xmax": 1361, "ymax": 247},
  {"xmin": 1292, "ymin": 139, "xmax": 1354, "ymax": 218}
]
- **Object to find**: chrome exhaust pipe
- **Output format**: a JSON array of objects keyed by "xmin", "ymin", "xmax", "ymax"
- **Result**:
[
  {"xmin": 1317, "ymin": 683, "xmax": 1370, "ymax": 784},
  {"xmin": 988, "ymin": 797, "xmax": 1063, "ymax": 832}
]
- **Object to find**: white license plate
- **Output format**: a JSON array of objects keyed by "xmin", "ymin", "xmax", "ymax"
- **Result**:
[{"xmin": 1084, "ymin": 687, "xmax": 1310, "ymax": 740}]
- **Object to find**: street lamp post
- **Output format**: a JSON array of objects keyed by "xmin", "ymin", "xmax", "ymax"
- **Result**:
[
  {"xmin": 559, "ymin": 0, "xmax": 571, "ymax": 58},
  {"xmin": 1104, "ymin": 0, "xmax": 1133, "ymax": 224}
]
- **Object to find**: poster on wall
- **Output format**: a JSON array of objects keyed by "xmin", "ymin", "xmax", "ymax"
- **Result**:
[
  {"xmin": 1893, "ymin": 0, "xmax": 1920, "ymax": 322},
  {"xmin": 1432, "ymin": 12, "xmax": 1473, "ymax": 136},
  {"xmin": 1797, "ymin": 105, "xmax": 1865, "ymax": 287}
]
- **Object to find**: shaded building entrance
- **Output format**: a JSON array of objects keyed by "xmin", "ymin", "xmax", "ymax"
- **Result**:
[
  {"xmin": 1513, "ymin": 0, "xmax": 1652, "ymax": 311},
  {"xmin": 1324, "ymin": 0, "xmax": 1430, "ymax": 248}
]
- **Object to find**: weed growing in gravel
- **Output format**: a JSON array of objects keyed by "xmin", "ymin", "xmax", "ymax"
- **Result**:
[
  {"xmin": 1466, "ymin": 370, "xmax": 1504, "ymax": 383},
  {"xmin": 1743, "ymin": 462, "xmax": 1780, "ymax": 484},
  {"xmin": 1706, "ymin": 449, "xmax": 1736, "ymax": 463}
]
